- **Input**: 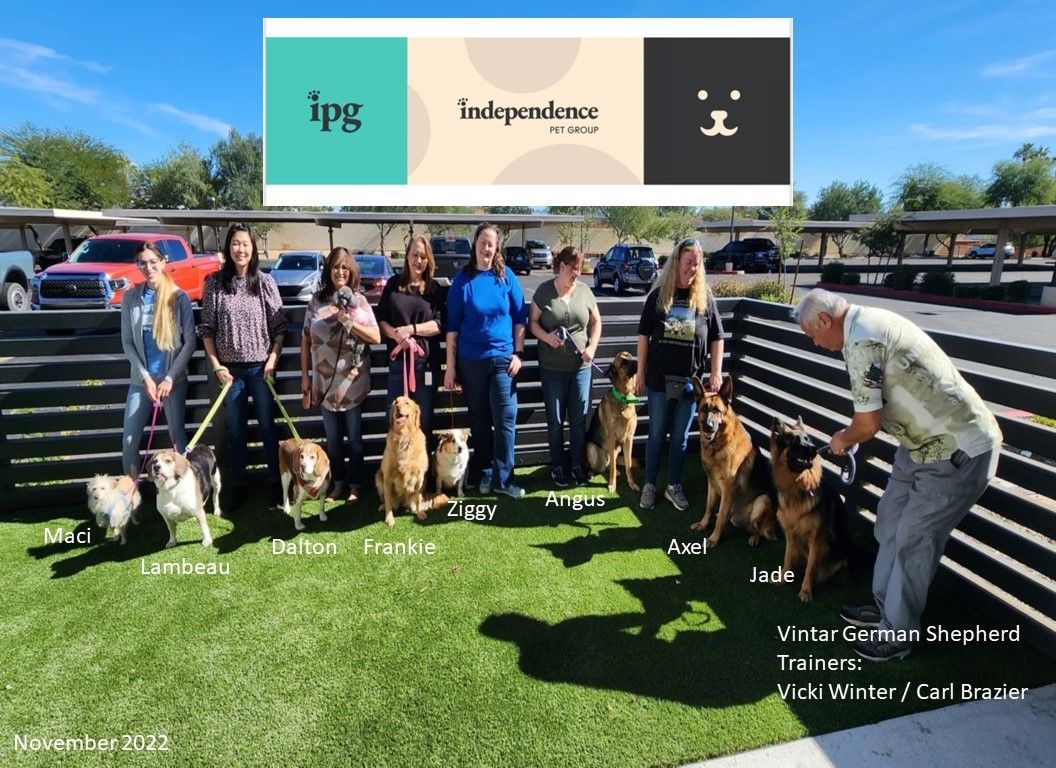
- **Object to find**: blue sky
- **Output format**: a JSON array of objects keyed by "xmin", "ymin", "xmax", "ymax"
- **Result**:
[{"xmin": 2, "ymin": 0, "xmax": 1055, "ymax": 205}]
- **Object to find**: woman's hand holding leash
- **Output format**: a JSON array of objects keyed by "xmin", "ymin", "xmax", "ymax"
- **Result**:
[
  {"xmin": 156, "ymin": 379, "xmax": 173, "ymax": 401},
  {"xmin": 444, "ymin": 368, "xmax": 461, "ymax": 393},
  {"xmin": 143, "ymin": 376, "xmax": 160, "ymax": 405}
]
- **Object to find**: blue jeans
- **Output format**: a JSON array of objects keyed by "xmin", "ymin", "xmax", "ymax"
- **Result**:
[
  {"xmin": 321, "ymin": 406, "xmax": 364, "ymax": 490},
  {"xmin": 539, "ymin": 366, "xmax": 592, "ymax": 468},
  {"xmin": 224, "ymin": 362, "xmax": 280, "ymax": 488},
  {"xmin": 386, "ymin": 356, "xmax": 437, "ymax": 447},
  {"xmin": 645, "ymin": 387, "xmax": 698, "ymax": 487},
  {"xmin": 121, "ymin": 380, "xmax": 188, "ymax": 477},
  {"xmin": 458, "ymin": 356, "xmax": 517, "ymax": 488}
]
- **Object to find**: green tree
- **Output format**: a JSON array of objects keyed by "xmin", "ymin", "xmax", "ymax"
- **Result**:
[
  {"xmin": 549, "ymin": 206, "xmax": 597, "ymax": 253},
  {"xmin": 597, "ymin": 206, "xmax": 658, "ymax": 243},
  {"xmin": 132, "ymin": 142, "xmax": 214, "ymax": 209},
  {"xmin": 858, "ymin": 208, "xmax": 903, "ymax": 280},
  {"xmin": 895, "ymin": 163, "xmax": 984, "ymax": 256},
  {"xmin": 810, "ymin": 180, "xmax": 882, "ymax": 256},
  {"xmin": 768, "ymin": 205, "xmax": 804, "ymax": 286},
  {"xmin": 0, "ymin": 158, "xmax": 50, "ymax": 207},
  {"xmin": 0, "ymin": 123, "xmax": 132, "ymax": 209},
  {"xmin": 758, "ymin": 191, "xmax": 807, "ymax": 221},
  {"xmin": 985, "ymin": 154, "xmax": 1056, "ymax": 207},
  {"xmin": 656, "ymin": 206, "xmax": 699, "ymax": 244},
  {"xmin": 209, "ymin": 129, "xmax": 263, "ymax": 210}
]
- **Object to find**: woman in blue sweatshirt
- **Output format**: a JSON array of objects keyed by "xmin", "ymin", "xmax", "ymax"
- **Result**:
[{"xmin": 444, "ymin": 223, "xmax": 528, "ymax": 498}]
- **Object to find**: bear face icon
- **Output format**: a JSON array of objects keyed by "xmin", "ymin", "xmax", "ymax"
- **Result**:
[{"xmin": 644, "ymin": 37, "xmax": 790, "ymax": 185}]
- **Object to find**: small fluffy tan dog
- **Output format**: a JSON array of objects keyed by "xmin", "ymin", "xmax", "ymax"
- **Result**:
[
  {"xmin": 279, "ymin": 438, "xmax": 331, "ymax": 531},
  {"xmin": 375, "ymin": 397, "xmax": 448, "ymax": 527},
  {"xmin": 87, "ymin": 474, "xmax": 141, "ymax": 544},
  {"xmin": 433, "ymin": 428, "xmax": 470, "ymax": 497},
  {"xmin": 147, "ymin": 446, "xmax": 221, "ymax": 548}
]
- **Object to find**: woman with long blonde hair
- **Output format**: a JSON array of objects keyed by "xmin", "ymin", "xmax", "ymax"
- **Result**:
[
  {"xmin": 120, "ymin": 241, "xmax": 196, "ymax": 476},
  {"xmin": 635, "ymin": 238, "xmax": 725, "ymax": 512}
]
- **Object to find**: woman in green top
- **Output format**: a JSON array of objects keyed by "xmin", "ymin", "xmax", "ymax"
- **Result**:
[{"xmin": 529, "ymin": 246, "xmax": 602, "ymax": 487}]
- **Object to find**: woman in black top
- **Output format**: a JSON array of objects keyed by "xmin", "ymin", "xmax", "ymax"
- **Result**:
[
  {"xmin": 635, "ymin": 238, "xmax": 724, "ymax": 513},
  {"xmin": 377, "ymin": 234, "xmax": 446, "ymax": 444}
]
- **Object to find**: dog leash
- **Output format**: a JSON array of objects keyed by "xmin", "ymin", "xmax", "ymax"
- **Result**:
[
  {"xmin": 554, "ymin": 326, "xmax": 605, "ymax": 374},
  {"xmin": 821, "ymin": 443, "xmax": 858, "ymax": 485},
  {"xmin": 133, "ymin": 400, "xmax": 163, "ymax": 484},
  {"xmin": 265, "ymin": 377, "xmax": 302, "ymax": 443},
  {"xmin": 185, "ymin": 381, "xmax": 232, "ymax": 453},
  {"xmin": 391, "ymin": 338, "xmax": 426, "ymax": 397}
]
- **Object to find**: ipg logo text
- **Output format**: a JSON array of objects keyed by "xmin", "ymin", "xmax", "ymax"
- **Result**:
[{"xmin": 307, "ymin": 90, "xmax": 364, "ymax": 133}]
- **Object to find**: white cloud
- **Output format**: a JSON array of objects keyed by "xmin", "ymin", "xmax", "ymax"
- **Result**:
[
  {"xmin": 981, "ymin": 50, "xmax": 1056, "ymax": 77},
  {"xmin": 152, "ymin": 103, "xmax": 231, "ymax": 137},
  {"xmin": 0, "ymin": 64, "xmax": 97, "ymax": 104},
  {"xmin": 0, "ymin": 37, "xmax": 110, "ymax": 73},
  {"xmin": 910, "ymin": 122, "xmax": 1056, "ymax": 141}
]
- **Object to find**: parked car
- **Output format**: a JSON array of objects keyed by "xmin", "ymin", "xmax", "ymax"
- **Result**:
[
  {"xmin": 270, "ymin": 250, "xmax": 323, "ymax": 303},
  {"xmin": 967, "ymin": 242, "xmax": 1015, "ymax": 259},
  {"xmin": 709, "ymin": 238, "xmax": 780, "ymax": 273},
  {"xmin": 593, "ymin": 244, "xmax": 659, "ymax": 294},
  {"xmin": 504, "ymin": 245, "xmax": 531, "ymax": 276},
  {"xmin": 526, "ymin": 239, "xmax": 553, "ymax": 269},
  {"xmin": 0, "ymin": 250, "xmax": 33, "ymax": 311},
  {"xmin": 355, "ymin": 253, "xmax": 396, "ymax": 305},
  {"xmin": 430, "ymin": 235, "xmax": 473, "ymax": 280},
  {"xmin": 31, "ymin": 233, "xmax": 220, "ymax": 310}
]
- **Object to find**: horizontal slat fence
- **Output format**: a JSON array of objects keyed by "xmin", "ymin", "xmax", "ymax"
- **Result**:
[{"xmin": 1, "ymin": 296, "xmax": 1054, "ymax": 656}]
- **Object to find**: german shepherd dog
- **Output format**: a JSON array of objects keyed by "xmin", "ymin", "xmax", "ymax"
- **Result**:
[
  {"xmin": 585, "ymin": 351, "xmax": 640, "ymax": 494},
  {"xmin": 690, "ymin": 377, "xmax": 777, "ymax": 548},
  {"xmin": 770, "ymin": 417, "xmax": 849, "ymax": 602}
]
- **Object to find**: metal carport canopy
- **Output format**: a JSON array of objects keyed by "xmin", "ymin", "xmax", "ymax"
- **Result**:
[{"xmin": 0, "ymin": 207, "xmax": 160, "ymax": 253}]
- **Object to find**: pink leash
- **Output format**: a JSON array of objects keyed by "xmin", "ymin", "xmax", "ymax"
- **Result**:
[
  {"xmin": 134, "ymin": 400, "xmax": 163, "ymax": 488},
  {"xmin": 391, "ymin": 339, "xmax": 426, "ymax": 397}
]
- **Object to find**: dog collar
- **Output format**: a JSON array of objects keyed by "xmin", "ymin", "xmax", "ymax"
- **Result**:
[
  {"xmin": 302, "ymin": 476, "xmax": 326, "ymax": 499},
  {"xmin": 610, "ymin": 387, "xmax": 638, "ymax": 406}
]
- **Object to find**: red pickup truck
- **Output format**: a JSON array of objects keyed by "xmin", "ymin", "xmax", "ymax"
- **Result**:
[{"xmin": 32, "ymin": 233, "xmax": 221, "ymax": 310}]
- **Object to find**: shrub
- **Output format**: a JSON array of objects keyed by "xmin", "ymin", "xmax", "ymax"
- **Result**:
[
  {"xmin": 710, "ymin": 279, "xmax": 787, "ymax": 303},
  {"xmin": 980, "ymin": 285, "xmax": 1006, "ymax": 301},
  {"xmin": 839, "ymin": 272, "xmax": 861, "ymax": 285},
  {"xmin": 886, "ymin": 266, "xmax": 920, "ymax": 291},
  {"xmin": 820, "ymin": 262, "xmax": 846, "ymax": 283},
  {"xmin": 920, "ymin": 271, "xmax": 956, "ymax": 296},
  {"xmin": 1006, "ymin": 280, "xmax": 1031, "ymax": 302},
  {"xmin": 953, "ymin": 285, "xmax": 981, "ymax": 299}
]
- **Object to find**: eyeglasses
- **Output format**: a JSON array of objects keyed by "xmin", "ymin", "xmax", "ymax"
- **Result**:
[
  {"xmin": 136, "ymin": 259, "xmax": 163, "ymax": 270},
  {"xmin": 679, "ymin": 238, "xmax": 703, "ymax": 249}
]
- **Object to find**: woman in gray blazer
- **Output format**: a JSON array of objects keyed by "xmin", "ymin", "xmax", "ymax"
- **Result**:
[{"xmin": 120, "ymin": 242, "xmax": 196, "ymax": 476}]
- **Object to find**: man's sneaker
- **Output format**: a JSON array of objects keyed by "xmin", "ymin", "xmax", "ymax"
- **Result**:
[
  {"xmin": 640, "ymin": 483, "xmax": 657, "ymax": 510},
  {"xmin": 665, "ymin": 484, "xmax": 689, "ymax": 511},
  {"xmin": 551, "ymin": 466, "xmax": 569, "ymax": 488},
  {"xmin": 853, "ymin": 634, "xmax": 912, "ymax": 662},
  {"xmin": 495, "ymin": 483, "xmax": 526, "ymax": 499},
  {"xmin": 570, "ymin": 465, "xmax": 587, "ymax": 486},
  {"xmin": 478, "ymin": 471, "xmax": 493, "ymax": 495},
  {"xmin": 839, "ymin": 602, "xmax": 882, "ymax": 628}
]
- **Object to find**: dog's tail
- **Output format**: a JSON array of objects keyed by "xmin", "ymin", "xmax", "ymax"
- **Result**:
[{"xmin": 424, "ymin": 493, "xmax": 450, "ymax": 510}]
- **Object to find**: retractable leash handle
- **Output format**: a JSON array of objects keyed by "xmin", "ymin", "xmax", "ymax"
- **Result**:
[
  {"xmin": 185, "ymin": 381, "xmax": 231, "ymax": 453},
  {"xmin": 822, "ymin": 443, "xmax": 858, "ymax": 485}
]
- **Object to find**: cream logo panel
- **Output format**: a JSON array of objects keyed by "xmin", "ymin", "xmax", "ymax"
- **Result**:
[{"xmin": 408, "ymin": 38, "xmax": 643, "ymax": 185}]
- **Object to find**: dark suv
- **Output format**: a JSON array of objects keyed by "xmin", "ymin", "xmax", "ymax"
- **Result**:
[
  {"xmin": 504, "ymin": 245, "xmax": 531, "ymax": 275},
  {"xmin": 710, "ymin": 238, "xmax": 780, "ymax": 273},
  {"xmin": 430, "ymin": 235, "xmax": 473, "ymax": 280},
  {"xmin": 593, "ymin": 244, "xmax": 659, "ymax": 294}
]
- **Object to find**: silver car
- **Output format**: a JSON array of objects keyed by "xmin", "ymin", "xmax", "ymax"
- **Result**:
[{"xmin": 270, "ymin": 251, "xmax": 323, "ymax": 302}]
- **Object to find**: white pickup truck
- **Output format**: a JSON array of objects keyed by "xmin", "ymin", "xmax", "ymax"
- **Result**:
[{"xmin": 0, "ymin": 250, "xmax": 33, "ymax": 311}]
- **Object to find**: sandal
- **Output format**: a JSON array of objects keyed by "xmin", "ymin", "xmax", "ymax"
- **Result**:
[
  {"xmin": 326, "ymin": 482, "xmax": 349, "ymax": 502},
  {"xmin": 346, "ymin": 486, "xmax": 360, "ymax": 504}
]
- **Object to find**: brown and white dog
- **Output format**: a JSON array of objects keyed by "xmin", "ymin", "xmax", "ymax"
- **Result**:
[
  {"xmin": 147, "ymin": 446, "xmax": 221, "ymax": 548},
  {"xmin": 585, "ymin": 351, "xmax": 640, "ymax": 493},
  {"xmin": 279, "ymin": 438, "xmax": 331, "ymax": 531},
  {"xmin": 433, "ymin": 428, "xmax": 470, "ymax": 497},
  {"xmin": 376, "ymin": 396, "xmax": 448, "ymax": 527},
  {"xmin": 87, "ymin": 474, "xmax": 141, "ymax": 544}
]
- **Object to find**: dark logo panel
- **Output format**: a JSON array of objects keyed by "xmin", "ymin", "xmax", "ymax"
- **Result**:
[{"xmin": 644, "ymin": 38, "xmax": 790, "ymax": 185}]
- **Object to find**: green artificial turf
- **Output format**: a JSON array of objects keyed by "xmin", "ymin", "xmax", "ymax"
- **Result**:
[{"xmin": 1, "ymin": 460, "xmax": 1052, "ymax": 767}]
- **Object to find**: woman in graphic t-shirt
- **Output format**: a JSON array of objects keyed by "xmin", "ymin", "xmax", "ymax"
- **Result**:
[{"xmin": 635, "ymin": 238, "xmax": 724, "ymax": 513}]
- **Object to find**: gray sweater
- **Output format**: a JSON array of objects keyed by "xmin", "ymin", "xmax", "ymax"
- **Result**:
[{"xmin": 120, "ymin": 284, "xmax": 196, "ymax": 384}]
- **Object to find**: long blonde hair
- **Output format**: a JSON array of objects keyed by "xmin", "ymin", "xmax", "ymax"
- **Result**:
[
  {"xmin": 656, "ymin": 239, "xmax": 709, "ymax": 314},
  {"xmin": 136, "ymin": 242, "xmax": 178, "ymax": 351}
]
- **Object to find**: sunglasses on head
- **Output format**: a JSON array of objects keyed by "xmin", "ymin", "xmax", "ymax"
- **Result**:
[{"xmin": 679, "ymin": 238, "xmax": 703, "ymax": 249}]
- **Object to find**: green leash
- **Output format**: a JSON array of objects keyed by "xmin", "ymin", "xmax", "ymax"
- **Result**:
[
  {"xmin": 266, "ymin": 377, "xmax": 302, "ymax": 442},
  {"xmin": 186, "ymin": 381, "xmax": 231, "ymax": 453}
]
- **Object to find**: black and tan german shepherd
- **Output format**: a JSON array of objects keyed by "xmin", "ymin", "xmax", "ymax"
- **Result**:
[
  {"xmin": 690, "ymin": 376, "xmax": 777, "ymax": 548},
  {"xmin": 585, "ymin": 351, "xmax": 640, "ymax": 494},
  {"xmin": 770, "ymin": 417, "xmax": 850, "ymax": 602}
]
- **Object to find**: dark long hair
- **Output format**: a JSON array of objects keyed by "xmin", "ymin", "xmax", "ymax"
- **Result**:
[
  {"xmin": 220, "ymin": 223, "xmax": 261, "ymax": 295},
  {"xmin": 399, "ymin": 235, "xmax": 436, "ymax": 297},
  {"xmin": 315, "ymin": 247, "xmax": 361, "ymax": 303},
  {"xmin": 461, "ymin": 222, "xmax": 505, "ymax": 281}
]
